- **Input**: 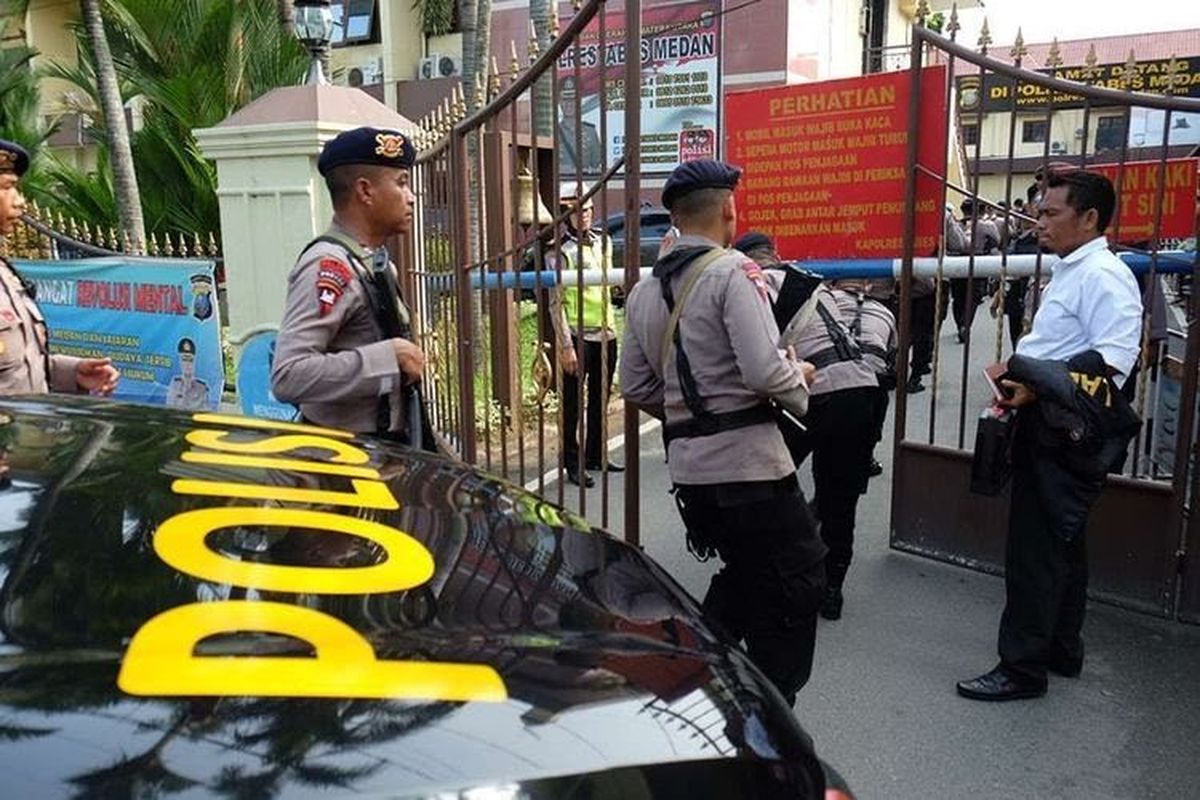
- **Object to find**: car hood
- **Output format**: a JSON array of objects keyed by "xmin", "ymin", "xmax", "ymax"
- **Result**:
[{"xmin": 0, "ymin": 397, "xmax": 821, "ymax": 798}]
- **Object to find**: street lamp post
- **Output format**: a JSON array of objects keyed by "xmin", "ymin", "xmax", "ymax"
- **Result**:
[{"xmin": 293, "ymin": 0, "xmax": 334, "ymax": 85}]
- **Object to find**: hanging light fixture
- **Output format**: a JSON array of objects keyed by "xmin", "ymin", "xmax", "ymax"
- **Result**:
[{"xmin": 293, "ymin": 0, "xmax": 334, "ymax": 85}]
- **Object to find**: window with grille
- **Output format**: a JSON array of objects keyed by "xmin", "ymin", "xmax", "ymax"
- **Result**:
[
  {"xmin": 1095, "ymin": 116, "xmax": 1127, "ymax": 151},
  {"xmin": 1022, "ymin": 119, "xmax": 1048, "ymax": 144},
  {"xmin": 331, "ymin": 0, "xmax": 379, "ymax": 46}
]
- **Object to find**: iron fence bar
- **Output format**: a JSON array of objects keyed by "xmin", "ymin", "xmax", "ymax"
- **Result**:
[
  {"xmin": 505, "ymin": 88, "xmax": 520, "ymax": 484},
  {"xmin": 453, "ymin": 132, "xmax": 478, "ymax": 463},
  {"xmin": 477, "ymin": 122, "xmax": 494, "ymax": 476},
  {"xmin": 551, "ymin": 67, "xmax": 568, "ymax": 510},
  {"xmin": 526, "ymin": 105, "xmax": 544, "ymax": 493},
  {"xmin": 957, "ymin": 59, "xmax": 988, "ymax": 451},
  {"xmin": 598, "ymin": 1, "xmax": 613, "ymax": 530},
  {"xmin": 571, "ymin": 16, "xmax": 588, "ymax": 519},
  {"xmin": 504, "ymin": 107, "xmax": 518, "ymax": 489},
  {"xmin": 1180, "ymin": 242, "xmax": 1200, "ymax": 618},
  {"xmin": 623, "ymin": 0, "xmax": 643, "ymax": 547},
  {"xmin": 890, "ymin": 26, "xmax": 926, "ymax": 528},
  {"xmin": 994, "ymin": 60, "xmax": 1022, "ymax": 366},
  {"xmin": 925, "ymin": 25, "xmax": 959, "ymax": 447},
  {"xmin": 1132, "ymin": 111, "xmax": 1175, "ymax": 478}
]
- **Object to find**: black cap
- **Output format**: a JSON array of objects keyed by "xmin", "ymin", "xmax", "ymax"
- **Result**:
[
  {"xmin": 178, "ymin": 337, "xmax": 196, "ymax": 356},
  {"xmin": 0, "ymin": 139, "xmax": 30, "ymax": 178},
  {"xmin": 661, "ymin": 159, "xmax": 741, "ymax": 210},
  {"xmin": 733, "ymin": 230, "xmax": 773, "ymax": 255},
  {"xmin": 318, "ymin": 127, "xmax": 416, "ymax": 176}
]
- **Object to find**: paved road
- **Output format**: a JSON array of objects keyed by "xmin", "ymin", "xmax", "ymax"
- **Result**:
[{"xmin": 548, "ymin": 308, "xmax": 1200, "ymax": 799}]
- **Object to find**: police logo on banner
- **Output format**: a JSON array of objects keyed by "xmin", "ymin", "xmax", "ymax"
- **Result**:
[{"xmin": 190, "ymin": 274, "xmax": 214, "ymax": 321}]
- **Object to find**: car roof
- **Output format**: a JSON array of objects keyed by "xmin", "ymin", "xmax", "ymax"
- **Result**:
[{"xmin": 0, "ymin": 397, "xmax": 821, "ymax": 797}]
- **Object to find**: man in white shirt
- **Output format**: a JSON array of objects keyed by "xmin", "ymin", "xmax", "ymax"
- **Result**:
[{"xmin": 957, "ymin": 169, "xmax": 1143, "ymax": 702}]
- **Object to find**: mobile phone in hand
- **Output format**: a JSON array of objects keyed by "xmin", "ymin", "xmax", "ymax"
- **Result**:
[{"xmin": 983, "ymin": 362, "xmax": 1012, "ymax": 403}]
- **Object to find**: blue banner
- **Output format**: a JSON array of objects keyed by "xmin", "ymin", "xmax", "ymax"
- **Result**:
[
  {"xmin": 236, "ymin": 329, "xmax": 297, "ymax": 421},
  {"xmin": 14, "ymin": 257, "xmax": 224, "ymax": 409}
]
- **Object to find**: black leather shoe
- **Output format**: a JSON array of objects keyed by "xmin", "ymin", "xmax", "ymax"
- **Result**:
[
  {"xmin": 565, "ymin": 466, "xmax": 594, "ymax": 487},
  {"xmin": 956, "ymin": 667, "xmax": 1046, "ymax": 701},
  {"xmin": 868, "ymin": 458, "xmax": 883, "ymax": 477},
  {"xmin": 906, "ymin": 376, "xmax": 926, "ymax": 394},
  {"xmin": 585, "ymin": 460, "xmax": 625, "ymax": 473},
  {"xmin": 819, "ymin": 586, "xmax": 843, "ymax": 620}
]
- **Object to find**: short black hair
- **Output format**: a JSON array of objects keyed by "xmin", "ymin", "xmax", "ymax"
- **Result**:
[
  {"xmin": 671, "ymin": 187, "xmax": 730, "ymax": 226},
  {"xmin": 325, "ymin": 163, "xmax": 384, "ymax": 208},
  {"xmin": 1045, "ymin": 169, "xmax": 1116, "ymax": 232}
]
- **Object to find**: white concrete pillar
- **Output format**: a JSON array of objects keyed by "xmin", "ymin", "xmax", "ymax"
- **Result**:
[{"xmin": 194, "ymin": 84, "xmax": 414, "ymax": 340}]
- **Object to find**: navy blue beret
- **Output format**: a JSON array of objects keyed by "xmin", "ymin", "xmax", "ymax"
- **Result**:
[
  {"xmin": 662, "ymin": 159, "xmax": 741, "ymax": 210},
  {"xmin": 734, "ymin": 230, "xmax": 773, "ymax": 254},
  {"xmin": 318, "ymin": 127, "xmax": 415, "ymax": 176},
  {"xmin": 0, "ymin": 139, "xmax": 30, "ymax": 177}
]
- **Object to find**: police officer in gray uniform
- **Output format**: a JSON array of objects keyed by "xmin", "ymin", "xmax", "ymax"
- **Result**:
[
  {"xmin": 271, "ymin": 127, "xmax": 426, "ymax": 439},
  {"xmin": 830, "ymin": 279, "xmax": 897, "ymax": 478},
  {"xmin": 621, "ymin": 160, "xmax": 826, "ymax": 704},
  {"xmin": 734, "ymin": 233, "xmax": 879, "ymax": 622},
  {"xmin": 0, "ymin": 139, "xmax": 121, "ymax": 397}
]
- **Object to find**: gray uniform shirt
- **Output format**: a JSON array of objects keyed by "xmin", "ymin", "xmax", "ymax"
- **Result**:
[
  {"xmin": 0, "ymin": 258, "xmax": 80, "ymax": 395},
  {"xmin": 830, "ymin": 288, "xmax": 896, "ymax": 377},
  {"xmin": 782, "ymin": 284, "xmax": 878, "ymax": 396},
  {"xmin": 271, "ymin": 225, "xmax": 406, "ymax": 434},
  {"xmin": 621, "ymin": 234, "xmax": 807, "ymax": 485}
]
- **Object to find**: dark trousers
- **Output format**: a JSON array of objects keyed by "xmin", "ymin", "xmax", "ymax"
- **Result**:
[
  {"xmin": 950, "ymin": 278, "xmax": 982, "ymax": 334},
  {"xmin": 562, "ymin": 336, "xmax": 617, "ymax": 465},
  {"xmin": 1002, "ymin": 277, "xmax": 1028, "ymax": 350},
  {"xmin": 998, "ymin": 417, "xmax": 1089, "ymax": 685},
  {"xmin": 785, "ymin": 387, "xmax": 877, "ymax": 588},
  {"xmin": 909, "ymin": 292, "xmax": 938, "ymax": 378},
  {"xmin": 871, "ymin": 385, "xmax": 890, "ymax": 446},
  {"xmin": 675, "ymin": 478, "xmax": 826, "ymax": 704}
]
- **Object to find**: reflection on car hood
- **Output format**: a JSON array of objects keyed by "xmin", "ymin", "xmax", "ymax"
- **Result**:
[{"xmin": 0, "ymin": 397, "xmax": 822, "ymax": 798}]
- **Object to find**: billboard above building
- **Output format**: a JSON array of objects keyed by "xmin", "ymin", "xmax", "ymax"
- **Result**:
[
  {"xmin": 956, "ymin": 55, "xmax": 1200, "ymax": 113},
  {"xmin": 555, "ymin": 0, "xmax": 721, "ymax": 176}
]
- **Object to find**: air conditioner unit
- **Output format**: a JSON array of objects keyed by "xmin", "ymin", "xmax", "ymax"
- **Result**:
[
  {"xmin": 420, "ymin": 53, "xmax": 461, "ymax": 80},
  {"xmin": 1049, "ymin": 141, "xmax": 1067, "ymax": 154},
  {"xmin": 346, "ymin": 57, "xmax": 383, "ymax": 87}
]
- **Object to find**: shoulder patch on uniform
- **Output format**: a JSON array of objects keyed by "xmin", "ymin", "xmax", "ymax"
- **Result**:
[
  {"xmin": 316, "ymin": 258, "xmax": 354, "ymax": 316},
  {"xmin": 739, "ymin": 259, "xmax": 769, "ymax": 301}
]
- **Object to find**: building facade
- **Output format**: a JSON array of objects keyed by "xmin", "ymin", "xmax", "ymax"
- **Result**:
[{"xmin": 954, "ymin": 29, "xmax": 1200, "ymax": 204}]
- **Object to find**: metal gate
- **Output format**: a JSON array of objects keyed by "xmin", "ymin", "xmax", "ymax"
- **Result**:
[
  {"xmin": 401, "ymin": 0, "xmax": 647, "ymax": 544},
  {"xmin": 891, "ymin": 13, "xmax": 1200, "ymax": 622}
]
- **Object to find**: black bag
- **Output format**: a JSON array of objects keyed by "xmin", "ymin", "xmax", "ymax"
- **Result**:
[{"xmin": 971, "ymin": 405, "xmax": 1015, "ymax": 495}]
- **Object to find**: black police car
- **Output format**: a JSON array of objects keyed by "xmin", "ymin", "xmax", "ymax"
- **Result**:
[
  {"xmin": 0, "ymin": 397, "xmax": 851, "ymax": 798},
  {"xmin": 604, "ymin": 206, "xmax": 673, "ymax": 268}
]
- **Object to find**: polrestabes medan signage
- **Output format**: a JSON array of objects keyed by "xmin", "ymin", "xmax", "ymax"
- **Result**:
[
  {"xmin": 726, "ymin": 66, "xmax": 948, "ymax": 259},
  {"xmin": 1092, "ymin": 158, "xmax": 1199, "ymax": 243},
  {"xmin": 556, "ymin": 0, "xmax": 721, "ymax": 175},
  {"xmin": 957, "ymin": 56, "xmax": 1200, "ymax": 113}
]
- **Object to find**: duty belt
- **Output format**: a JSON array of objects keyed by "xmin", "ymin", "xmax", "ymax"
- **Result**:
[{"xmin": 662, "ymin": 403, "xmax": 778, "ymax": 446}]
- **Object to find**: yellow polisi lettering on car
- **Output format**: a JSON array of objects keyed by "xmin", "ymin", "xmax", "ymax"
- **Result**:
[
  {"xmin": 185, "ymin": 430, "xmax": 370, "ymax": 464},
  {"xmin": 154, "ymin": 507, "xmax": 433, "ymax": 593},
  {"xmin": 118, "ymin": 600, "xmax": 508, "ymax": 702},
  {"xmin": 180, "ymin": 450, "xmax": 380, "ymax": 479},
  {"xmin": 191, "ymin": 413, "xmax": 354, "ymax": 440},
  {"xmin": 172, "ymin": 477, "xmax": 399, "ymax": 510}
]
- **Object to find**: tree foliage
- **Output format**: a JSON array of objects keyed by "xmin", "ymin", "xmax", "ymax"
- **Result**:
[{"xmin": 32, "ymin": 0, "xmax": 309, "ymax": 240}]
